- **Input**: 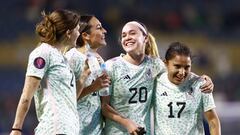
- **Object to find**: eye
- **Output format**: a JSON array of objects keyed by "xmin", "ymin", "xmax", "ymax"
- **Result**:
[
  {"xmin": 130, "ymin": 31, "xmax": 136, "ymax": 35},
  {"xmin": 96, "ymin": 25, "xmax": 102, "ymax": 30},
  {"xmin": 121, "ymin": 33, "xmax": 126, "ymax": 38},
  {"xmin": 185, "ymin": 66, "xmax": 190, "ymax": 70},
  {"xmin": 175, "ymin": 65, "xmax": 181, "ymax": 69}
]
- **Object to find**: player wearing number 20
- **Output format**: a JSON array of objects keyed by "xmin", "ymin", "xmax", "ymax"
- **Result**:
[
  {"xmin": 154, "ymin": 42, "xmax": 221, "ymax": 135},
  {"xmin": 101, "ymin": 21, "xmax": 165, "ymax": 135}
]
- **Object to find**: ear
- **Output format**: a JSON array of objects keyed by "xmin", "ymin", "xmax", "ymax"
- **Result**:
[
  {"xmin": 82, "ymin": 32, "xmax": 90, "ymax": 40},
  {"xmin": 66, "ymin": 29, "xmax": 72, "ymax": 39},
  {"xmin": 144, "ymin": 35, "xmax": 148, "ymax": 44},
  {"xmin": 163, "ymin": 60, "xmax": 167, "ymax": 65}
]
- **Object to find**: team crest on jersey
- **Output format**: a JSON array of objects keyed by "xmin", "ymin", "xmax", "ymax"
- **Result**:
[
  {"xmin": 34, "ymin": 57, "xmax": 45, "ymax": 69},
  {"xmin": 146, "ymin": 68, "xmax": 152, "ymax": 80},
  {"xmin": 185, "ymin": 87, "xmax": 195, "ymax": 100}
]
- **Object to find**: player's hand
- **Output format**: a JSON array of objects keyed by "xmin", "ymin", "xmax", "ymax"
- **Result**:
[
  {"xmin": 10, "ymin": 130, "xmax": 22, "ymax": 135},
  {"xmin": 81, "ymin": 59, "xmax": 91, "ymax": 79},
  {"xmin": 200, "ymin": 75, "xmax": 214, "ymax": 93},
  {"xmin": 136, "ymin": 127, "xmax": 146, "ymax": 135},
  {"xmin": 92, "ymin": 73, "xmax": 111, "ymax": 90},
  {"xmin": 124, "ymin": 119, "xmax": 139, "ymax": 135}
]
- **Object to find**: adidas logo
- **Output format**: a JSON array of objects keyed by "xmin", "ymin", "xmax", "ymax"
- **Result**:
[
  {"xmin": 123, "ymin": 75, "xmax": 131, "ymax": 80},
  {"xmin": 160, "ymin": 91, "xmax": 168, "ymax": 96}
]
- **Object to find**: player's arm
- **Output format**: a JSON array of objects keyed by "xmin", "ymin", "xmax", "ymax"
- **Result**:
[
  {"xmin": 101, "ymin": 96, "xmax": 139, "ymax": 134},
  {"xmin": 78, "ymin": 73, "xmax": 110, "ymax": 99},
  {"xmin": 10, "ymin": 76, "xmax": 41, "ymax": 135},
  {"xmin": 204, "ymin": 109, "xmax": 221, "ymax": 135},
  {"xmin": 76, "ymin": 61, "xmax": 91, "ymax": 99}
]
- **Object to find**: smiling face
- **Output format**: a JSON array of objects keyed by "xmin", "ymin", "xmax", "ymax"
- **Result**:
[
  {"xmin": 87, "ymin": 17, "xmax": 107, "ymax": 49},
  {"xmin": 121, "ymin": 22, "xmax": 147, "ymax": 55},
  {"xmin": 166, "ymin": 54, "xmax": 191, "ymax": 85}
]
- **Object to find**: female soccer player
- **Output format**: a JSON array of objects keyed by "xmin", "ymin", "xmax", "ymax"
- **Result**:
[
  {"xmin": 101, "ymin": 21, "xmax": 214, "ymax": 135},
  {"xmin": 65, "ymin": 15, "xmax": 110, "ymax": 135},
  {"xmin": 154, "ymin": 42, "xmax": 221, "ymax": 135},
  {"xmin": 10, "ymin": 9, "xmax": 80, "ymax": 135}
]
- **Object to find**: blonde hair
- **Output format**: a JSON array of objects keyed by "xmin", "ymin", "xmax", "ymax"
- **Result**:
[
  {"xmin": 36, "ymin": 9, "xmax": 80, "ymax": 45},
  {"xmin": 145, "ymin": 33, "xmax": 159, "ymax": 58}
]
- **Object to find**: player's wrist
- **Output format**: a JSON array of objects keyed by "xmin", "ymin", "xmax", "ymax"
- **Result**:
[{"xmin": 11, "ymin": 128, "xmax": 22, "ymax": 132}]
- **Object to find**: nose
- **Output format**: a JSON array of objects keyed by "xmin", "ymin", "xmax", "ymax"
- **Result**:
[
  {"xmin": 124, "ymin": 33, "xmax": 132, "ymax": 41},
  {"xmin": 103, "ymin": 27, "xmax": 107, "ymax": 34},
  {"xmin": 178, "ymin": 68, "xmax": 186, "ymax": 76}
]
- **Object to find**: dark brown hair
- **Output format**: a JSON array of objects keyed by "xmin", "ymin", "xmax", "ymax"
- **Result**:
[
  {"xmin": 36, "ymin": 9, "xmax": 80, "ymax": 45},
  {"xmin": 165, "ymin": 42, "xmax": 192, "ymax": 61},
  {"xmin": 76, "ymin": 15, "xmax": 95, "ymax": 47}
]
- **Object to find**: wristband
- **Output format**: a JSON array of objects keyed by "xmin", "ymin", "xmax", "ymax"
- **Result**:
[{"xmin": 12, "ymin": 128, "xmax": 22, "ymax": 132}]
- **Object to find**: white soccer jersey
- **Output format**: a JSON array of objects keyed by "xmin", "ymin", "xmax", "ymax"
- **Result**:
[
  {"xmin": 103, "ymin": 54, "xmax": 165, "ymax": 135},
  {"xmin": 26, "ymin": 43, "xmax": 79, "ymax": 135},
  {"xmin": 154, "ymin": 72, "xmax": 216, "ymax": 135},
  {"xmin": 65, "ymin": 48, "xmax": 104, "ymax": 135}
]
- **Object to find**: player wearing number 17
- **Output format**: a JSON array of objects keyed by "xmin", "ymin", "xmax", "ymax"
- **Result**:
[{"xmin": 154, "ymin": 42, "xmax": 221, "ymax": 135}]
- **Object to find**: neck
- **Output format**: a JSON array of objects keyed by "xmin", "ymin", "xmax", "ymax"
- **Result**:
[
  {"xmin": 77, "ymin": 44, "xmax": 98, "ymax": 54},
  {"xmin": 86, "ymin": 43, "xmax": 98, "ymax": 52},
  {"xmin": 124, "ymin": 53, "xmax": 145, "ymax": 65},
  {"xmin": 54, "ymin": 43, "xmax": 68, "ymax": 54}
]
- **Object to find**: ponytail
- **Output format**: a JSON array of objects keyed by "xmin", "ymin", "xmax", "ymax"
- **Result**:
[{"xmin": 145, "ymin": 33, "xmax": 159, "ymax": 58}]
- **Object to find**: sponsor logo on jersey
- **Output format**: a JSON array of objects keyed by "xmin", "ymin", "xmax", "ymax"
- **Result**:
[
  {"xmin": 123, "ymin": 75, "xmax": 131, "ymax": 80},
  {"xmin": 34, "ymin": 57, "xmax": 45, "ymax": 69},
  {"xmin": 160, "ymin": 91, "xmax": 168, "ymax": 96}
]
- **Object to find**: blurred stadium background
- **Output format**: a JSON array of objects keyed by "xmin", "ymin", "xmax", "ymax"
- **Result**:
[{"xmin": 0, "ymin": 0, "xmax": 240, "ymax": 134}]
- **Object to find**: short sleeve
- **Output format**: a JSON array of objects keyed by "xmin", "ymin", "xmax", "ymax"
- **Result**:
[
  {"xmin": 26, "ymin": 47, "xmax": 49, "ymax": 79},
  {"xmin": 65, "ymin": 49, "xmax": 85, "ymax": 81},
  {"xmin": 202, "ymin": 93, "xmax": 216, "ymax": 112},
  {"xmin": 152, "ymin": 57, "xmax": 166, "ymax": 77},
  {"xmin": 192, "ymin": 78, "xmax": 216, "ymax": 112}
]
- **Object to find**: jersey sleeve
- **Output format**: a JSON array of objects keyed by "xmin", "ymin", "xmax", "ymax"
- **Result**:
[
  {"xmin": 65, "ymin": 50, "xmax": 85, "ymax": 81},
  {"xmin": 202, "ymin": 92, "xmax": 216, "ymax": 112},
  {"xmin": 193, "ymin": 78, "xmax": 216, "ymax": 112},
  {"xmin": 152, "ymin": 57, "xmax": 166, "ymax": 77},
  {"xmin": 26, "ymin": 47, "xmax": 49, "ymax": 79}
]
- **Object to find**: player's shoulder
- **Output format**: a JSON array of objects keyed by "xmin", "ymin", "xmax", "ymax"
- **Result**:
[
  {"xmin": 29, "ymin": 43, "xmax": 55, "ymax": 58},
  {"xmin": 105, "ymin": 56, "xmax": 121, "ymax": 66},
  {"xmin": 192, "ymin": 77, "xmax": 205, "ymax": 87},
  {"xmin": 147, "ymin": 56, "xmax": 164, "ymax": 65},
  {"xmin": 65, "ymin": 48, "xmax": 85, "ymax": 61}
]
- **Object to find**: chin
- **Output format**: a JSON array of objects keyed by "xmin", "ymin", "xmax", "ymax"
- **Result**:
[
  {"xmin": 101, "ymin": 42, "xmax": 107, "ymax": 46},
  {"xmin": 173, "ymin": 79, "xmax": 184, "ymax": 85}
]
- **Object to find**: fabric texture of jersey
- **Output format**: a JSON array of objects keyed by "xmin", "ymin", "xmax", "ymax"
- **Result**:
[
  {"xmin": 26, "ymin": 43, "xmax": 79, "ymax": 135},
  {"xmin": 154, "ymin": 72, "xmax": 216, "ymax": 135},
  {"xmin": 65, "ymin": 48, "xmax": 104, "ymax": 135},
  {"xmin": 103, "ymin": 54, "xmax": 165, "ymax": 135}
]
